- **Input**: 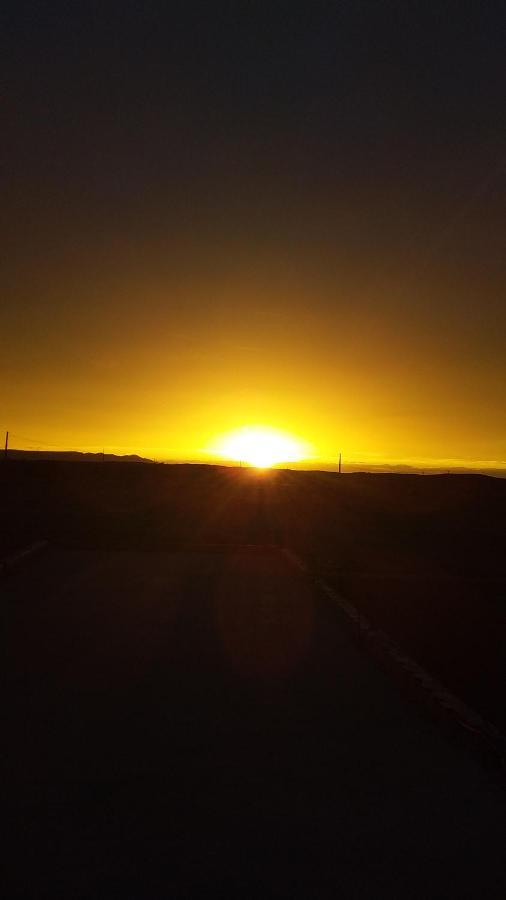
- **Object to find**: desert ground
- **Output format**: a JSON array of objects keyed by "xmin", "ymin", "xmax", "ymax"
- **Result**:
[{"xmin": 1, "ymin": 462, "xmax": 505, "ymax": 897}]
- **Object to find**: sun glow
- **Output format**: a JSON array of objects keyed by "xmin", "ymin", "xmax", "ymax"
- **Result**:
[{"xmin": 211, "ymin": 426, "xmax": 309, "ymax": 468}]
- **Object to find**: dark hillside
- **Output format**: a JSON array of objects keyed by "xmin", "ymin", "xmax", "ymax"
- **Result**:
[
  {"xmin": 273, "ymin": 471, "xmax": 506, "ymax": 732},
  {"xmin": 1, "ymin": 461, "xmax": 505, "ymax": 732}
]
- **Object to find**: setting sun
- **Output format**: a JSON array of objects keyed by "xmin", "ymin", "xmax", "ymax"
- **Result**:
[{"xmin": 210, "ymin": 426, "xmax": 309, "ymax": 468}]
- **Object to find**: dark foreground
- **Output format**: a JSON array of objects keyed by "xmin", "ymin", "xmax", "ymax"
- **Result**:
[
  {"xmin": 2, "ymin": 545, "xmax": 505, "ymax": 899},
  {"xmin": 1, "ymin": 461, "xmax": 505, "ymax": 731}
]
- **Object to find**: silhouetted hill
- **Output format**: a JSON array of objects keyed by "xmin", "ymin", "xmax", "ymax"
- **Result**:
[
  {"xmin": 293, "ymin": 461, "xmax": 506, "ymax": 478},
  {"xmin": 8, "ymin": 450, "xmax": 152, "ymax": 463}
]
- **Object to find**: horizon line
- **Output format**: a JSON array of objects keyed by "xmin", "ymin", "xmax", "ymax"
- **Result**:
[{"xmin": 5, "ymin": 447, "xmax": 506, "ymax": 476}]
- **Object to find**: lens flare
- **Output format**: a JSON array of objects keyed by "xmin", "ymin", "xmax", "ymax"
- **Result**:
[{"xmin": 211, "ymin": 426, "xmax": 309, "ymax": 468}]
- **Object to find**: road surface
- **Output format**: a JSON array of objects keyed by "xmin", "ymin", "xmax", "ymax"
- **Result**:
[{"xmin": 2, "ymin": 546, "xmax": 504, "ymax": 898}]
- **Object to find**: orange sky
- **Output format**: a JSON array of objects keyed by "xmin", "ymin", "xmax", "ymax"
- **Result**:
[
  {"xmin": 2, "ymin": 5, "xmax": 505, "ymax": 471},
  {"xmin": 2, "ymin": 251, "xmax": 505, "ymax": 470}
]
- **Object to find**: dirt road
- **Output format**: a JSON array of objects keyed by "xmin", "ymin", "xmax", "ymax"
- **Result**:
[{"xmin": 2, "ymin": 546, "xmax": 504, "ymax": 898}]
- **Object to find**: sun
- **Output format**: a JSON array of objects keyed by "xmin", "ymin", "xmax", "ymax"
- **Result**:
[{"xmin": 210, "ymin": 426, "xmax": 309, "ymax": 468}]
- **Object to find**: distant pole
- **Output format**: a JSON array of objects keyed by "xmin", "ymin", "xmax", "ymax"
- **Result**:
[
  {"xmin": 4, "ymin": 431, "xmax": 8, "ymax": 461},
  {"xmin": 338, "ymin": 452, "xmax": 342, "ymax": 474}
]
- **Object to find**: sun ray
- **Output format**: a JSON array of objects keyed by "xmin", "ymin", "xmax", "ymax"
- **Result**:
[{"xmin": 209, "ymin": 426, "xmax": 309, "ymax": 468}]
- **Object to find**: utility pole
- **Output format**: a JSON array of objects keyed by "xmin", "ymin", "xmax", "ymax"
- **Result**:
[
  {"xmin": 338, "ymin": 451, "xmax": 342, "ymax": 474},
  {"xmin": 4, "ymin": 431, "xmax": 8, "ymax": 461}
]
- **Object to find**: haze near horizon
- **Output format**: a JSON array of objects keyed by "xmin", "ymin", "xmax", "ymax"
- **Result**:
[{"xmin": 2, "ymin": 2, "xmax": 505, "ymax": 470}]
